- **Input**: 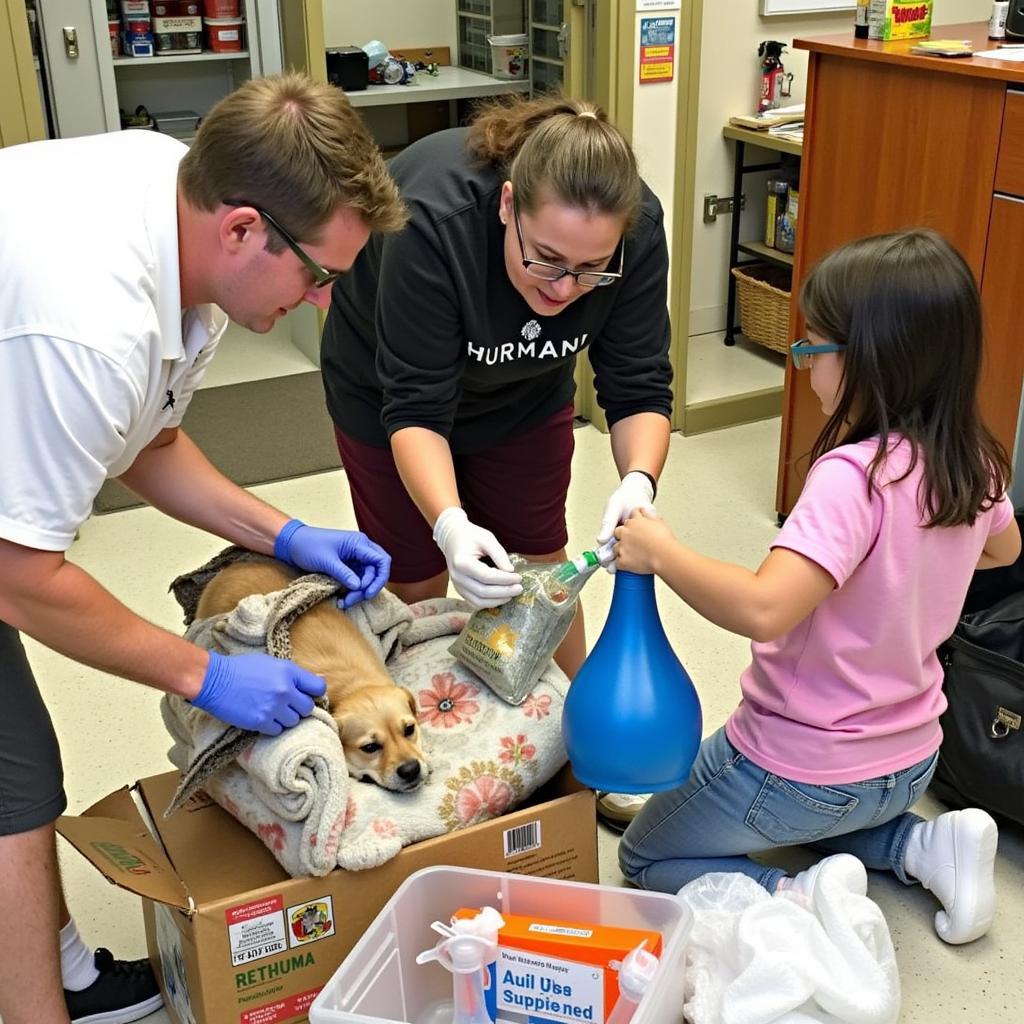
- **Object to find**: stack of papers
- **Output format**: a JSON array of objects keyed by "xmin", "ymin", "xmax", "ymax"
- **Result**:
[
  {"xmin": 728, "ymin": 103, "xmax": 805, "ymax": 131},
  {"xmin": 768, "ymin": 124, "xmax": 804, "ymax": 144},
  {"xmin": 909, "ymin": 39, "xmax": 973, "ymax": 57},
  {"xmin": 975, "ymin": 47, "xmax": 1024, "ymax": 61}
]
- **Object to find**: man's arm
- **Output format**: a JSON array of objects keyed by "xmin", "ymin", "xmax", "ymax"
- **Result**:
[
  {"xmin": 116, "ymin": 427, "xmax": 289, "ymax": 552},
  {"xmin": 0, "ymin": 538, "xmax": 208, "ymax": 698}
]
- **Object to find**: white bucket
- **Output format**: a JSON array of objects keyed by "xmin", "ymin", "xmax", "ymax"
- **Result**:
[{"xmin": 487, "ymin": 32, "xmax": 528, "ymax": 80}]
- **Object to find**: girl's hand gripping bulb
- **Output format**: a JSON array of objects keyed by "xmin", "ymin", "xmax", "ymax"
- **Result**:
[
  {"xmin": 607, "ymin": 941, "xmax": 660, "ymax": 1024},
  {"xmin": 415, "ymin": 907, "xmax": 505, "ymax": 1024}
]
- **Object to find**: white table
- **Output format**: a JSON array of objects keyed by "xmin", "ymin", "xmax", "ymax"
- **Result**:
[{"xmin": 346, "ymin": 65, "xmax": 531, "ymax": 108}]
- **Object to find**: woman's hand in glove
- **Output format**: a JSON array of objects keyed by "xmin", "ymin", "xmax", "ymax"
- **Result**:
[
  {"xmin": 189, "ymin": 651, "xmax": 326, "ymax": 735},
  {"xmin": 273, "ymin": 519, "xmax": 391, "ymax": 608},
  {"xmin": 432, "ymin": 507, "xmax": 523, "ymax": 609},
  {"xmin": 596, "ymin": 471, "xmax": 657, "ymax": 560}
]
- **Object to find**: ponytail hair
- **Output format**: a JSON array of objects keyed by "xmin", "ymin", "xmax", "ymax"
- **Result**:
[{"xmin": 466, "ymin": 93, "xmax": 643, "ymax": 229}]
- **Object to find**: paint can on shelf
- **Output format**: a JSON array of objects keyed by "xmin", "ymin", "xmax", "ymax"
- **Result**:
[{"xmin": 487, "ymin": 33, "xmax": 528, "ymax": 80}]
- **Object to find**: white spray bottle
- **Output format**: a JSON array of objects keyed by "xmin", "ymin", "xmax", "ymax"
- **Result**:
[
  {"xmin": 606, "ymin": 940, "xmax": 660, "ymax": 1024},
  {"xmin": 415, "ymin": 907, "xmax": 505, "ymax": 1024}
]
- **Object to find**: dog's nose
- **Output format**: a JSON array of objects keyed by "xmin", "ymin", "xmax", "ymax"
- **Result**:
[{"xmin": 397, "ymin": 760, "xmax": 422, "ymax": 783}]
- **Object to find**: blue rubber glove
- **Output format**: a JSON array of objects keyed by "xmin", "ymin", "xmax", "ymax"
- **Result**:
[
  {"xmin": 189, "ymin": 651, "xmax": 326, "ymax": 736},
  {"xmin": 273, "ymin": 519, "xmax": 391, "ymax": 609}
]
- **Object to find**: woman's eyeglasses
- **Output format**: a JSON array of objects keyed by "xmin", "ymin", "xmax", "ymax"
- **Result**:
[
  {"xmin": 223, "ymin": 199, "xmax": 343, "ymax": 288},
  {"xmin": 790, "ymin": 337, "xmax": 845, "ymax": 370},
  {"xmin": 512, "ymin": 201, "xmax": 623, "ymax": 288}
]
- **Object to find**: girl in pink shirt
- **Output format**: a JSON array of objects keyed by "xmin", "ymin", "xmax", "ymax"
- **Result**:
[{"xmin": 615, "ymin": 230, "xmax": 1020, "ymax": 945}]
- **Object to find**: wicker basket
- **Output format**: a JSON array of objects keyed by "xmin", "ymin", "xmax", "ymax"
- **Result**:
[{"xmin": 731, "ymin": 263, "xmax": 792, "ymax": 354}]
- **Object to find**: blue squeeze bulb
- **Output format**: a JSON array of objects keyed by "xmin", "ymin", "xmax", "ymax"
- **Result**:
[{"xmin": 562, "ymin": 570, "xmax": 702, "ymax": 793}]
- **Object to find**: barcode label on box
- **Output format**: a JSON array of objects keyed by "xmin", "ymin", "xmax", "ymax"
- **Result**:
[{"xmin": 503, "ymin": 820, "xmax": 541, "ymax": 857}]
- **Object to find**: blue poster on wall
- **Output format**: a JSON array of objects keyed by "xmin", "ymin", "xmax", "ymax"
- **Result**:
[
  {"xmin": 639, "ymin": 16, "xmax": 676, "ymax": 84},
  {"xmin": 640, "ymin": 17, "xmax": 676, "ymax": 47}
]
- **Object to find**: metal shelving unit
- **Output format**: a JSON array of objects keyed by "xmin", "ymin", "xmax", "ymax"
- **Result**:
[
  {"xmin": 530, "ymin": 0, "xmax": 565, "ymax": 93},
  {"xmin": 721, "ymin": 124, "xmax": 803, "ymax": 346},
  {"xmin": 456, "ymin": 0, "xmax": 525, "ymax": 76}
]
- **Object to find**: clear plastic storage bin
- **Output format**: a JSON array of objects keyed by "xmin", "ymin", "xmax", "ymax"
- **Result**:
[{"xmin": 309, "ymin": 865, "xmax": 692, "ymax": 1024}]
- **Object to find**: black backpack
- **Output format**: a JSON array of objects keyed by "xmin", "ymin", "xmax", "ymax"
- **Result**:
[{"xmin": 932, "ymin": 512, "xmax": 1024, "ymax": 826}]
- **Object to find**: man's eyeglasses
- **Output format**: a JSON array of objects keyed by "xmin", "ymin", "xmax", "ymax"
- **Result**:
[
  {"xmin": 790, "ymin": 337, "xmax": 845, "ymax": 370},
  {"xmin": 512, "ymin": 201, "xmax": 623, "ymax": 288},
  {"xmin": 223, "ymin": 199, "xmax": 342, "ymax": 288}
]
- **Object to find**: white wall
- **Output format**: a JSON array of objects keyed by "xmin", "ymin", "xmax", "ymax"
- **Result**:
[
  {"xmin": 323, "ymin": 0, "xmax": 456, "ymax": 53},
  {"xmin": 631, "ymin": 9, "xmax": 682, "ymax": 245},
  {"xmin": 689, "ymin": 0, "xmax": 992, "ymax": 337}
]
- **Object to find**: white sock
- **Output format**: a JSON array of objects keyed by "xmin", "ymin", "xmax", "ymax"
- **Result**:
[
  {"xmin": 903, "ymin": 809, "xmax": 998, "ymax": 944},
  {"xmin": 60, "ymin": 918, "xmax": 99, "ymax": 992}
]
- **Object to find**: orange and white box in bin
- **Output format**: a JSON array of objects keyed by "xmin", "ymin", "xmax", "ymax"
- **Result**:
[{"xmin": 454, "ymin": 908, "xmax": 662, "ymax": 1023}]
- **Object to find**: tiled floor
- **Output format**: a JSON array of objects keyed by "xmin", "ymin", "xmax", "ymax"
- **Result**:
[
  {"xmin": 27, "ymin": 419, "xmax": 1023, "ymax": 1023},
  {"xmin": 685, "ymin": 330, "xmax": 785, "ymax": 405}
]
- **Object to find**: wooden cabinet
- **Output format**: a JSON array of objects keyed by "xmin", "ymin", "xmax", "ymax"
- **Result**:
[
  {"xmin": 980, "ymin": 194, "xmax": 1024, "ymax": 443},
  {"xmin": 995, "ymin": 89, "xmax": 1024, "ymax": 195},
  {"xmin": 776, "ymin": 27, "xmax": 1024, "ymax": 518}
]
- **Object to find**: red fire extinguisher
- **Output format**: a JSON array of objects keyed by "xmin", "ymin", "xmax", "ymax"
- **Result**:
[{"xmin": 758, "ymin": 40, "xmax": 787, "ymax": 113}]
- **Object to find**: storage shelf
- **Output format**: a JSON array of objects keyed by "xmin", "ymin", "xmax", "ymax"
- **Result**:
[
  {"xmin": 347, "ymin": 66, "xmax": 529, "ymax": 108},
  {"xmin": 531, "ymin": 54, "xmax": 563, "ymax": 66},
  {"xmin": 722, "ymin": 124, "xmax": 803, "ymax": 157},
  {"xmin": 738, "ymin": 240, "xmax": 794, "ymax": 267},
  {"xmin": 113, "ymin": 50, "xmax": 250, "ymax": 66}
]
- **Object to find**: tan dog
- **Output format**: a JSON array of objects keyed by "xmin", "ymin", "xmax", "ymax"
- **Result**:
[{"xmin": 195, "ymin": 559, "xmax": 428, "ymax": 792}]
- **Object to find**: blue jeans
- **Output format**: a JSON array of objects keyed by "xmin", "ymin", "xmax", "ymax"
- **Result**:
[{"xmin": 619, "ymin": 726, "xmax": 938, "ymax": 894}]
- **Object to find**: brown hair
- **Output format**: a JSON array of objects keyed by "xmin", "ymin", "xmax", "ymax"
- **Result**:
[
  {"xmin": 178, "ymin": 72, "xmax": 406, "ymax": 251},
  {"xmin": 466, "ymin": 93, "xmax": 642, "ymax": 229},
  {"xmin": 800, "ymin": 229, "xmax": 1010, "ymax": 528}
]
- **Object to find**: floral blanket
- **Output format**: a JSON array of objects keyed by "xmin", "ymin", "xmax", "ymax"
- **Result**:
[{"xmin": 162, "ymin": 556, "xmax": 570, "ymax": 877}]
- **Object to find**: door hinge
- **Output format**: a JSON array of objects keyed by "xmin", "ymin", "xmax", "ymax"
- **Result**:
[{"xmin": 703, "ymin": 193, "xmax": 746, "ymax": 224}]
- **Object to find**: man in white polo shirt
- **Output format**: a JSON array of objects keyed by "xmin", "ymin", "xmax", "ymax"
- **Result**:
[{"xmin": 0, "ymin": 73, "xmax": 406, "ymax": 1024}]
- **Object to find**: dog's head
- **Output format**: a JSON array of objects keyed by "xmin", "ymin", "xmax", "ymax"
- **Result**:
[{"xmin": 333, "ymin": 686, "xmax": 429, "ymax": 792}]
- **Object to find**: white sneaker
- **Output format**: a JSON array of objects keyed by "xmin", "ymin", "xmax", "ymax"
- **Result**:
[
  {"xmin": 780, "ymin": 853, "xmax": 868, "ymax": 905},
  {"xmin": 903, "ymin": 808, "xmax": 998, "ymax": 944},
  {"xmin": 596, "ymin": 792, "xmax": 651, "ymax": 832}
]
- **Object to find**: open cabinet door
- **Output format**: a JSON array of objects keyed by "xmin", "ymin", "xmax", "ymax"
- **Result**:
[
  {"xmin": 0, "ymin": 0, "xmax": 45, "ymax": 145},
  {"xmin": 277, "ymin": 0, "xmax": 325, "ymax": 80},
  {"xmin": 573, "ymin": 2, "xmax": 701, "ymax": 436},
  {"xmin": 33, "ymin": 0, "xmax": 117, "ymax": 138},
  {"xmin": 529, "ymin": 0, "xmax": 587, "ymax": 96}
]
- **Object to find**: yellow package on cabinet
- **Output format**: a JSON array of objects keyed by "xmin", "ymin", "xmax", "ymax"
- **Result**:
[{"xmin": 868, "ymin": 0, "xmax": 933, "ymax": 40}]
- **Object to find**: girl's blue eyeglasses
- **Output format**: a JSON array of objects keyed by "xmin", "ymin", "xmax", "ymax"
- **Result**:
[{"xmin": 790, "ymin": 337, "xmax": 845, "ymax": 370}]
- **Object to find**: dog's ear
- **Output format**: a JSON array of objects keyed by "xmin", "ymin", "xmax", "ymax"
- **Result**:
[
  {"xmin": 401, "ymin": 687, "xmax": 418, "ymax": 716},
  {"xmin": 332, "ymin": 710, "xmax": 353, "ymax": 741}
]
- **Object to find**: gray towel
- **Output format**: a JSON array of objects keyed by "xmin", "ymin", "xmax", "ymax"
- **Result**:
[{"xmin": 163, "ymin": 547, "xmax": 412, "ymax": 815}]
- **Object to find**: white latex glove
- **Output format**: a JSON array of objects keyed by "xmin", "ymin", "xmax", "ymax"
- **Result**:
[
  {"xmin": 432, "ymin": 507, "xmax": 523, "ymax": 609},
  {"xmin": 596, "ymin": 471, "xmax": 657, "ymax": 571}
]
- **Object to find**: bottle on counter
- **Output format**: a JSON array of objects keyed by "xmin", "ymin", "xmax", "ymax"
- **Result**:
[
  {"xmin": 855, "ymin": 0, "xmax": 870, "ymax": 39},
  {"xmin": 990, "ymin": 1, "xmax": 1009, "ymax": 40}
]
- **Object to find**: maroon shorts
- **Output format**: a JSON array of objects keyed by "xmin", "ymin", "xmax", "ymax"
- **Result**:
[{"xmin": 335, "ymin": 405, "xmax": 575, "ymax": 583}]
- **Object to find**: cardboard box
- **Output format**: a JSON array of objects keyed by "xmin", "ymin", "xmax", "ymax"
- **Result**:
[
  {"xmin": 57, "ymin": 767, "xmax": 597, "ymax": 1024},
  {"xmin": 868, "ymin": 0, "xmax": 933, "ymax": 40}
]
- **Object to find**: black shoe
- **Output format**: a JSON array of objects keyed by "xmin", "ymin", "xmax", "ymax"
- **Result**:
[{"xmin": 64, "ymin": 948, "xmax": 164, "ymax": 1024}]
